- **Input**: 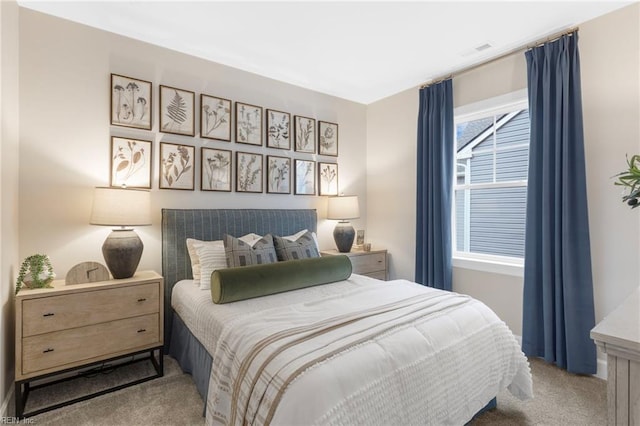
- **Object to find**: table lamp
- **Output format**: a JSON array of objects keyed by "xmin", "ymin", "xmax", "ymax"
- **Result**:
[
  {"xmin": 90, "ymin": 187, "xmax": 151, "ymax": 279},
  {"xmin": 327, "ymin": 195, "xmax": 360, "ymax": 253}
]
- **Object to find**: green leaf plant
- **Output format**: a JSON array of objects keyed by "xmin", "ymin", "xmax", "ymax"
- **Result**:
[
  {"xmin": 615, "ymin": 154, "xmax": 640, "ymax": 209},
  {"xmin": 15, "ymin": 254, "xmax": 54, "ymax": 295}
]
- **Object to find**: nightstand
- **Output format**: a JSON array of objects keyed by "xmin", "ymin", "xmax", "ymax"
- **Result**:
[
  {"xmin": 14, "ymin": 270, "xmax": 164, "ymax": 418},
  {"xmin": 321, "ymin": 249, "xmax": 387, "ymax": 280}
]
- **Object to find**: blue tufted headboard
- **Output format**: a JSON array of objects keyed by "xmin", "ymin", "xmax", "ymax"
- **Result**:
[{"xmin": 161, "ymin": 208, "xmax": 317, "ymax": 347}]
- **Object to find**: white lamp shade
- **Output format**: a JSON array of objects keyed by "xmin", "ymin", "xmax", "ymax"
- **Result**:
[
  {"xmin": 327, "ymin": 195, "xmax": 360, "ymax": 220},
  {"xmin": 90, "ymin": 187, "xmax": 151, "ymax": 226}
]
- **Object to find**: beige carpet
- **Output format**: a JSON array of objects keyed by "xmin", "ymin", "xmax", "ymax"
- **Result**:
[
  {"xmin": 19, "ymin": 356, "xmax": 604, "ymax": 425},
  {"xmin": 472, "ymin": 358, "xmax": 606, "ymax": 425},
  {"xmin": 26, "ymin": 356, "xmax": 203, "ymax": 425}
]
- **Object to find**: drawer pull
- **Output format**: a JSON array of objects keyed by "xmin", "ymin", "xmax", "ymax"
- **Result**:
[
  {"xmin": 43, "ymin": 313, "xmax": 55, "ymax": 317},
  {"xmin": 43, "ymin": 348, "xmax": 54, "ymax": 353},
  {"xmin": 137, "ymin": 298, "xmax": 147, "ymax": 302},
  {"xmin": 137, "ymin": 329, "xmax": 147, "ymax": 333}
]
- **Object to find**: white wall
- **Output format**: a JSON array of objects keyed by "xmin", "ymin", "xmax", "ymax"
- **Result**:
[
  {"xmin": 367, "ymin": 3, "xmax": 640, "ymax": 337},
  {"xmin": 366, "ymin": 87, "xmax": 417, "ymax": 280},
  {"xmin": 1, "ymin": 0, "xmax": 20, "ymax": 414},
  {"xmin": 580, "ymin": 3, "xmax": 640, "ymax": 322},
  {"xmin": 18, "ymin": 9, "xmax": 368, "ymax": 280}
]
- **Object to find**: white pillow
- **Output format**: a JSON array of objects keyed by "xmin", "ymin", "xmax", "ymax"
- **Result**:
[
  {"xmin": 284, "ymin": 229, "xmax": 320, "ymax": 252},
  {"xmin": 194, "ymin": 240, "xmax": 227, "ymax": 290},
  {"xmin": 186, "ymin": 238, "xmax": 227, "ymax": 290},
  {"xmin": 186, "ymin": 238, "xmax": 204, "ymax": 285}
]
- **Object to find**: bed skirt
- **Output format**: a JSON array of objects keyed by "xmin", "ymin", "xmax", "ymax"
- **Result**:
[
  {"xmin": 168, "ymin": 310, "xmax": 497, "ymax": 422},
  {"xmin": 169, "ymin": 313, "xmax": 212, "ymax": 406}
]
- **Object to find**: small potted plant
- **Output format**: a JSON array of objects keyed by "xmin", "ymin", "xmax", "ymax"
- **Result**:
[
  {"xmin": 615, "ymin": 154, "xmax": 640, "ymax": 208},
  {"xmin": 15, "ymin": 254, "xmax": 55, "ymax": 294}
]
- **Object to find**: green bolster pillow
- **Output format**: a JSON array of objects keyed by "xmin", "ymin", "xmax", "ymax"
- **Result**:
[{"xmin": 210, "ymin": 255, "xmax": 352, "ymax": 304}]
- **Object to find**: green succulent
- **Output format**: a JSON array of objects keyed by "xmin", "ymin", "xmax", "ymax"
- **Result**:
[{"xmin": 15, "ymin": 254, "xmax": 54, "ymax": 295}]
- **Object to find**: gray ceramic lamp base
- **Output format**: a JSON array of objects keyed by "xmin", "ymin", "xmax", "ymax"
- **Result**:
[
  {"xmin": 102, "ymin": 229, "xmax": 143, "ymax": 279},
  {"xmin": 333, "ymin": 221, "xmax": 355, "ymax": 253}
]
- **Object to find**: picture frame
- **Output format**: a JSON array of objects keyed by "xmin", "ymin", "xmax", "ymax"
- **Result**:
[
  {"xmin": 160, "ymin": 85, "xmax": 195, "ymax": 136},
  {"xmin": 110, "ymin": 74, "xmax": 152, "ymax": 130},
  {"xmin": 110, "ymin": 136, "xmax": 152, "ymax": 188},
  {"xmin": 266, "ymin": 109, "xmax": 291, "ymax": 150},
  {"xmin": 200, "ymin": 94, "xmax": 231, "ymax": 141},
  {"xmin": 266, "ymin": 155, "xmax": 291, "ymax": 194},
  {"xmin": 159, "ymin": 142, "xmax": 195, "ymax": 190},
  {"xmin": 236, "ymin": 151, "xmax": 263, "ymax": 193},
  {"xmin": 356, "ymin": 229, "xmax": 365, "ymax": 246},
  {"xmin": 294, "ymin": 159, "xmax": 315, "ymax": 195},
  {"xmin": 201, "ymin": 147, "xmax": 232, "ymax": 192},
  {"xmin": 318, "ymin": 162, "xmax": 338, "ymax": 196},
  {"xmin": 294, "ymin": 115, "xmax": 316, "ymax": 153},
  {"xmin": 235, "ymin": 102, "xmax": 263, "ymax": 146},
  {"xmin": 318, "ymin": 121, "xmax": 339, "ymax": 156}
]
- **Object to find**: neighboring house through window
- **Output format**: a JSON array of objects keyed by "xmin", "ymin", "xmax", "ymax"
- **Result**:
[{"xmin": 453, "ymin": 90, "xmax": 529, "ymax": 274}]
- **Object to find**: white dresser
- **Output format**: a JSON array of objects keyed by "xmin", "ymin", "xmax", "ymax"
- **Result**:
[{"xmin": 591, "ymin": 287, "xmax": 640, "ymax": 425}]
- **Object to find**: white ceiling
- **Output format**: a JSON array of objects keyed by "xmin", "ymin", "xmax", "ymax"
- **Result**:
[{"xmin": 18, "ymin": 1, "xmax": 634, "ymax": 104}]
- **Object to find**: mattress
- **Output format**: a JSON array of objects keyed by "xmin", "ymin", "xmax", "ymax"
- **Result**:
[{"xmin": 172, "ymin": 275, "xmax": 532, "ymax": 425}]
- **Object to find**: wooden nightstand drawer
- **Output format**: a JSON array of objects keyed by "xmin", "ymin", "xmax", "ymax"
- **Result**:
[
  {"xmin": 22, "ymin": 282, "xmax": 160, "ymax": 337},
  {"xmin": 349, "ymin": 252, "xmax": 386, "ymax": 275},
  {"xmin": 321, "ymin": 249, "xmax": 388, "ymax": 280},
  {"xmin": 22, "ymin": 313, "xmax": 160, "ymax": 375}
]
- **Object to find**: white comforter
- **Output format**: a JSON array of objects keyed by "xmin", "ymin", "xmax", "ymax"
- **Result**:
[{"xmin": 172, "ymin": 275, "xmax": 532, "ymax": 425}]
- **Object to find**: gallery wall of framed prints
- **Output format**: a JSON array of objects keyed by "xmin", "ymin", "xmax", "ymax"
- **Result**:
[{"xmin": 109, "ymin": 73, "xmax": 339, "ymax": 195}]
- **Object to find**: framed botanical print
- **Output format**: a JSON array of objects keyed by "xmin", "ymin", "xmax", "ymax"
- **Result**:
[
  {"xmin": 159, "ymin": 142, "xmax": 195, "ymax": 190},
  {"xmin": 235, "ymin": 102, "xmax": 263, "ymax": 146},
  {"xmin": 110, "ymin": 136, "xmax": 152, "ymax": 188},
  {"xmin": 110, "ymin": 74, "xmax": 152, "ymax": 130},
  {"xmin": 201, "ymin": 147, "xmax": 232, "ymax": 192},
  {"xmin": 200, "ymin": 94, "xmax": 231, "ymax": 141},
  {"xmin": 294, "ymin": 159, "xmax": 315, "ymax": 195},
  {"xmin": 266, "ymin": 109, "xmax": 291, "ymax": 150},
  {"xmin": 318, "ymin": 162, "xmax": 338, "ymax": 196},
  {"xmin": 236, "ymin": 151, "xmax": 263, "ymax": 193},
  {"xmin": 160, "ymin": 85, "xmax": 195, "ymax": 136},
  {"xmin": 318, "ymin": 121, "xmax": 339, "ymax": 156},
  {"xmin": 294, "ymin": 115, "xmax": 315, "ymax": 153},
  {"xmin": 266, "ymin": 155, "xmax": 291, "ymax": 194}
]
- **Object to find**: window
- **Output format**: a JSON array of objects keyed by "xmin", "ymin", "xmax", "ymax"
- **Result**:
[{"xmin": 453, "ymin": 92, "xmax": 529, "ymax": 266}]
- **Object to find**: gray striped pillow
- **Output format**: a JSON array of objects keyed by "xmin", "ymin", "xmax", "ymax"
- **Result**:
[
  {"xmin": 273, "ymin": 231, "xmax": 320, "ymax": 261},
  {"xmin": 223, "ymin": 234, "xmax": 278, "ymax": 267}
]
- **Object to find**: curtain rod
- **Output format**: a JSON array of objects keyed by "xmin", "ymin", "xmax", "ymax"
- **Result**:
[{"xmin": 420, "ymin": 27, "xmax": 579, "ymax": 89}]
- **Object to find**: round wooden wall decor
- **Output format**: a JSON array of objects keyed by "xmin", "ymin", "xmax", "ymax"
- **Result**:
[{"xmin": 65, "ymin": 262, "xmax": 110, "ymax": 285}]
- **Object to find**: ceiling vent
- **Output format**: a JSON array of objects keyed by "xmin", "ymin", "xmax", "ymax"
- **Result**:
[
  {"xmin": 475, "ymin": 42, "xmax": 492, "ymax": 52},
  {"xmin": 460, "ymin": 42, "xmax": 493, "ymax": 58},
  {"xmin": 460, "ymin": 42, "xmax": 493, "ymax": 57}
]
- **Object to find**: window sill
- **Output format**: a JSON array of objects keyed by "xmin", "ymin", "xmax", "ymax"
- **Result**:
[{"xmin": 452, "ymin": 255, "xmax": 524, "ymax": 277}]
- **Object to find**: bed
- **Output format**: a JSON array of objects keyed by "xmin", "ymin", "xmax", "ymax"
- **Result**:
[{"xmin": 162, "ymin": 208, "xmax": 532, "ymax": 425}]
